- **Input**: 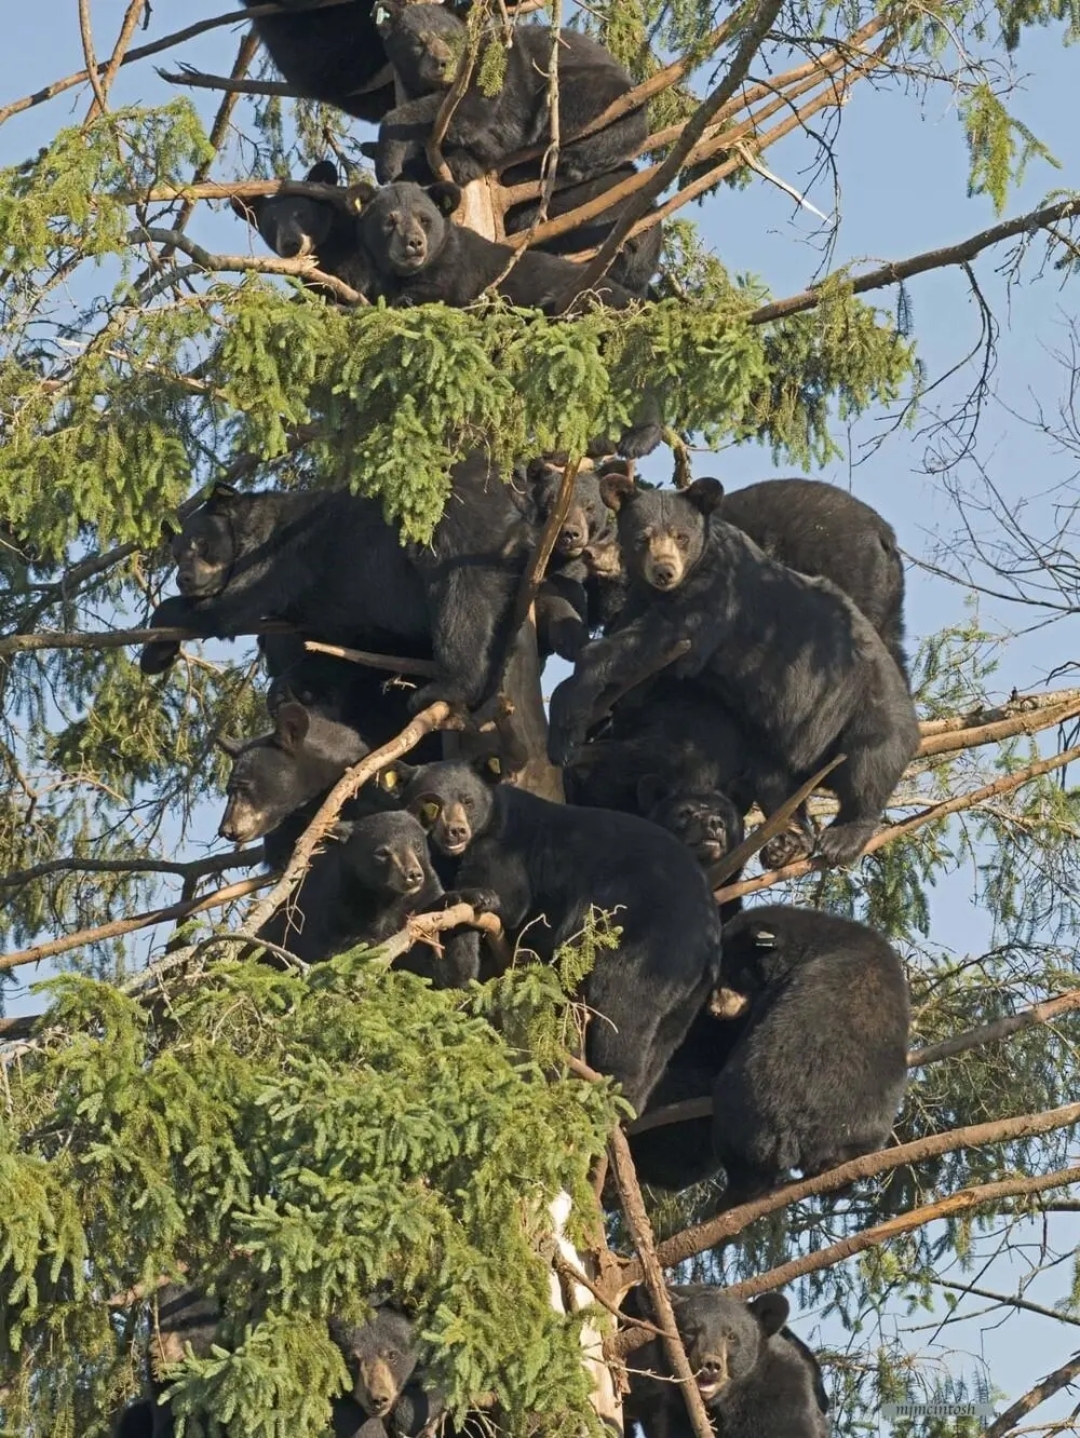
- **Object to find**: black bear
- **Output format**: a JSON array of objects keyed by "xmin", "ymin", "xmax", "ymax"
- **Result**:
[
  {"xmin": 261, "ymin": 634, "xmax": 442, "ymax": 762},
  {"xmin": 258, "ymin": 809, "xmax": 481, "ymax": 985},
  {"xmin": 548, "ymin": 476, "xmax": 919, "ymax": 868},
  {"xmin": 239, "ymin": 0, "xmax": 396, "ymax": 122},
  {"xmin": 354, "ymin": 179, "xmax": 638, "ymax": 313},
  {"xmin": 504, "ymin": 164, "xmax": 663, "ymax": 299},
  {"xmin": 231, "ymin": 159, "xmax": 384, "ymax": 300},
  {"xmin": 330, "ymin": 1307, "xmax": 436, "ymax": 1437},
  {"xmin": 521, "ymin": 456, "xmax": 629, "ymax": 636},
  {"xmin": 387, "ymin": 758, "xmax": 722, "ymax": 1110},
  {"xmin": 112, "ymin": 1285, "xmax": 220, "ymax": 1437},
  {"xmin": 625, "ymin": 1285, "xmax": 828, "ymax": 1437},
  {"xmin": 627, "ymin": 1004, "xmax": 747, "ymax": 1192},
  {"xmin": 372, "ymin": 2, "xmax": 647, "ymax": 188},
  {"xmin": 713, "ymin": 905, "xmax": 910, "ymax": 1198},
  {"xmin": 139, "ymin": 454, "xmax": 530, "ymax": 714},
  {"xmin": 720, "ymin": 477, "xmax": 908, "ymax": 679}
]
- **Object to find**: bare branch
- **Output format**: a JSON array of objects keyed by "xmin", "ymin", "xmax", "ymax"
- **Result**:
[
  {"xmin": 748, "ymin": 198, "xmax": 1080, "ymax": 327},
  {"xmin": 717, "ymin": 743, "xmax": 1080, "ymax": 905},
  {"xmin": 0, "ymin": 875, "xmax": 270, "ymax": 975},
  {"xmin": 302, "ymin": 641, "xmax": 440, "ymax": 677},
  {"xmin": 0, "ymin": 848, "xmax": 262, "ymax": 891},
  {"xmin": 565, "ymin": 0, "xmax": 787, "ymax": 298},
  {"xmin": 86, "ymin": 0, "xmax": 148, "ymax": 122},
  {"xmin": 613, "ymin": 1102, "xmax": 1080, "ymax": 1294},
  {"xmin": 127, "ymin": 225, "xmax": 367, "ymax": 304},
  {"xmin": 978, "ymin": 1352, "xmax": 1080, "ymax": 1438},
  {"xmin": 77, "ymin": 0, "xmax": 110, "ymax": 120},
  {"xmin": 909, "ymin": 985, "xmax": 1080, "ymax": 1068},
  {"xmin": 609, "ymin": 1125, "xmax": 715, "ymax": 1438}
]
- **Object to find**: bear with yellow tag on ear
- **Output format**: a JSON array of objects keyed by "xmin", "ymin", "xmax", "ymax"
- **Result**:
[{"xmin": 379, "ymin": 758, "xmax": 722, "ymax": 1112}]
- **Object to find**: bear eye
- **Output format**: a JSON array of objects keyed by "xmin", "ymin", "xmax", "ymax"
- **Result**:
[
  {"xmin": 384, "ymin": 1348, "xmax": 399, "ymax": 1363},
  {"xmin": 676, "ymin": 533, "xmax": 690, "ymax": 550},
  {"xmin": 462, "ymin": 796, "xmax": 473, "ymax": 809},
  {"xmin": 374, "ymin": 846, "xmax": 391, "ymax": 862}
]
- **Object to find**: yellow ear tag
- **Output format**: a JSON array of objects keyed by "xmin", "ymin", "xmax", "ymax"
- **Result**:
[
  {"xmin": 487, "ymin": 756, "xmax": 502, "ymax": 777},
  {"xmin": 381, "ymin": 769, "xmax": 398, "ymax": 790},
  {"xmin": 421, "ymin": 800, "xmax": 441, "ymax": 822}
]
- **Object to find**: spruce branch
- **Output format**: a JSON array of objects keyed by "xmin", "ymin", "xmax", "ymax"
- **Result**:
[{"xmin": 126, "ymin": 225, "xmax": 368, "ymax": 304}]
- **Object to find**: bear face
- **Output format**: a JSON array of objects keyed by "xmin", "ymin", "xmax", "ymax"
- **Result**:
[
  {"xmin": 374, "ymin": 1, "xmax": 466, "ymax": 92},
  {"xmin": 527, "ymin": 461, "xmax": 617, "ymax": 562},
  {"xmin": 330, "ymin": 1308, "xmax": 419, "ymax": 1420},
  {"xmin": 670, "ymin": 1288, "xmax": 789, "ymax": 1407},
  {"xmin": 169, "ymin": 488, "xmax": 240, "ymax": 600},
  {"xmin": 356, "ymin": 181, "xmax": 460, "ymax": 277},
  {"xmin": 335, "ymin": 811, "xmax": 431, "ymax": 899},
  {"xmin": 389, "ymin": 758, "xmax": 500, "ymax": 857},
  {"xmin": 217, "ymin": 702, "xmax": 366, "ymax": 845},
  {"xmin": 601, "ymin": 475, "xmax": 724, "ymax": 592},
  {"xmin": 240, "ymin": 159, "xmax": 344, "ymax": 259},
  {"xmin": 640, "ymin": 783, "xmax": 744, "ymax": 869}
]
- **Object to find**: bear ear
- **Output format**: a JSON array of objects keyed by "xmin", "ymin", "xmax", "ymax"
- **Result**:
[
  {"xmin": 684, "ymin": 477, "xmax": 724, "ymax": 515},
  {"xmin": 473, "ymin": 754, "xmax": 503, "ymax": 785},
  {"xmin": 306, "ymin": 159, "xmax": 340, "ymax": 187},
  {"xmin": 636, "ymin": 773, "xmax": 668, "ymax": 814},
  {"xmin": 428, "ymin": 181, "xmax": 463, "ymax": 217},
  {"xmin": 599, "ymin": 469, "xmax": 636, "ymax": 512},
  {"xmin": 273, "ymin": 701, "xmax": 310, "ymax": 753},
  {"xmin": 378, "ymin": 761, "xmax": 417, "ymax": 794},
  {"xmin": 215, "ymin": 733, "xmax": 246, "ymax": 759},
  {"xmin": 347, "ymin": 180, "xmax": 378, "ymax": 214},
  {"xmin": 748, "ymin": 1292, "xmax": 789, "ymax": 1337},
  {"xmin": 206, "ymin": 481, "xmax": 242, "ymax": 512},
  {"xmin": 328, "ymin": 819, "xmax": 354, "ymax": 843},
  {"xmin": 230, "ymin": 193, "xmax": 262, "ymax": 224}
]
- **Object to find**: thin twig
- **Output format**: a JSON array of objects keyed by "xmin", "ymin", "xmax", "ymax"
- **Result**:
[
  {"xmin": 303, "ymin": 641, "xmax": 440, "ymax": 677},
  {"xmin": 86, "ymin": 0, "xmax": 148, "ymax": 122},
  {"xmin": 78, "ymin": 0, "xmax": 110, "ymax": 119},
  {"xmin": 127, "ymin": 225, "xmax": 367, "ymax": 304},
  {"xmin": 0, "ymin": 848, "xmax": 262, "ymax": 891}
]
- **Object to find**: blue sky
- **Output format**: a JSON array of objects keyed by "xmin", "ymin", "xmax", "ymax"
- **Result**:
[{"xmin": 2, "ymin": 3, "xmax": 1079, "ymax": 1430}]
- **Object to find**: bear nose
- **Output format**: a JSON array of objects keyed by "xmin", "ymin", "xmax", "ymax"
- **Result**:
[
  {"xmin": 652, "ymin": 564, "xmax": 676, "ymax": 586},
  {"xmin": 704, "ymin": 813, "xmax": 724, "ymax": 836},
  {"xmin": 405, "ymin": 232, "xmax": 424, "ymax": 254},
  {"xmin": 561, "ymin": 521, "xmax": 585, "ymax": 545},
  {"xmin": 404, "ymin": 863, "xmax": 424, "ymax": 889},
  {"xmin": 701, "ymin": 1356, "xmax": 724, "ymax": 1376},
  {"xmin": 446, "ymin": 821, "xmax": 469, "ymax": 844},
  {"xmin": 218, "ymin": 818, "xmax": 240, "ymax": 841}
]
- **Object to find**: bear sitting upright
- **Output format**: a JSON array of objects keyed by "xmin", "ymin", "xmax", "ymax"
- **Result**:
[
  {"xmin": 384, "ymin": 757, "xmax": 722, "ymax": 1111},
  {"xmin": 372, "ymin": 2, "xmax": 647, "ymax": 188},
  {"xmin": 548, "ymin": 475, "xmax": 919, "ymax": 868}
]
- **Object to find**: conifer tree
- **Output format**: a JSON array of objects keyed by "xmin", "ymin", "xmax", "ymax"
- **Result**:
[{"xmin": 1, "ymin": 2, "xmax": 1079, "ymax": 1435}]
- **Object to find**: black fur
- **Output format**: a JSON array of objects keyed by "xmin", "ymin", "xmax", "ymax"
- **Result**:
[
  {"xmin": 720, "ymin": 476, "xmax": 908, "ymax": 679},
  {"xmin": 713, "ymin": 905, "xmax": 910, "ymax": 1197},
  {"xmin": 373, "ymin": 3, "xmax": 647, "ymax": 187},
  {"xmin": 258, "ymin": 809, "xmax": 480, "ymax": 984},
  {"xmin": 239, "ymin": 0, "xmax": 396, "ymax": 122},
  {"xmin": 140, "ymin": 455, "xmax": 529, "ymax": 714},
  {"xmin": 627, "ymin": 1006, "xmax": 746, "ymax": 1192},
  {"xmin": 626, "ymin": 1286, "xmax": 828, "ymax": 1437},
  {"xmin": 231, "ymin": 160, "xmax": 385, "ymax": 300},
  {"xmin": 355, "ymin": 179, "xmax": 638, "ymax": 313},
  {"xmin": 505, "ymin": 164, "xmax": 662, "ymax": 298},
  {"xmin": 389, "ymin": 759, "xmax": 723, "ymax": 1110},
  {"xmin": 548, "ymin": 478, "xmax": 919, "ymax": 869},
  {"xmin": 112, "ymin": 1286, "xmax": 219, "ymax": 1438}
]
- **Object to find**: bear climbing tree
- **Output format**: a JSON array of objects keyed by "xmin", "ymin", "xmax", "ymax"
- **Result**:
[{"xmin": 2, "ymin": 2, "xmax": 1080, "ymax": 1437}]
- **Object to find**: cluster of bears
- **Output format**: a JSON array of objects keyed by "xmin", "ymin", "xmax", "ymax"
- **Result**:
[
  {"xmin": 116, "ymin": 4, "xmax": 920, "ymax": 1431},
  {"xmin": 116, "ymin": 1285, "xmax": 830, "ymax": 1436}
]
